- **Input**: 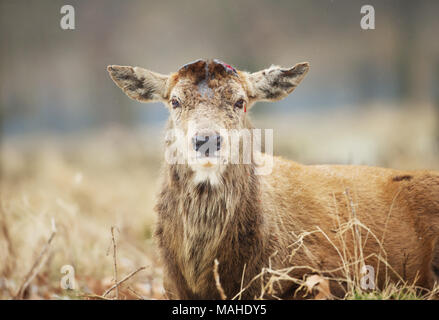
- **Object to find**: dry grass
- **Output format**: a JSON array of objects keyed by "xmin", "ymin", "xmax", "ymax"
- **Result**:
[
  {"xmin": 0, "ymin": 128, "xmax": 164, "ymax": 299},
  {"xmin": 232, "ymin": 216, "xmax": 439, "ymax": 300},
  {"xmin": 1, "ymin": 106, "xmax": 438, "ymax": 300}
]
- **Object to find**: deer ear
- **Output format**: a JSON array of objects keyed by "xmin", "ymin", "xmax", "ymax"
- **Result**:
[
  {"xmin": 247, "ymin": 62, "xmax": 309, "ymax": 102},
  {"xmin": 107, "ymin": 65, "xmax": 169, "ymax": 102}
]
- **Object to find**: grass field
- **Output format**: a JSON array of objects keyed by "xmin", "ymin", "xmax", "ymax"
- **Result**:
[{"xmin": 1, "ymin": 106, "xmax": 439, "ymax": 299}]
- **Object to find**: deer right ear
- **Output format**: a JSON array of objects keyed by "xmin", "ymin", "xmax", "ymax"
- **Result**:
[
  {"xmin": 246, "ymin": 62, "xmax": 309, "ymax": 102},
  {"xmin": 107, "ymin": 65, "xmax": 169, "ymax": 102}
]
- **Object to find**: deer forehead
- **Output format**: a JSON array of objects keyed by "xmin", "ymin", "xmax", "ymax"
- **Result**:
[{"xmin": 170, "ymin": 59, "xmax": 247, "ymax": 102}]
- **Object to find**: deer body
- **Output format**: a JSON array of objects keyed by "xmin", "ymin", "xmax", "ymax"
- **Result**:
[
  {"xmin": 156, "ymin": 156, "xmax": 439, "ymax": 299},
  {"xmin": 108, "ymin": 59, "xmax": 439, "ymax": 299}
]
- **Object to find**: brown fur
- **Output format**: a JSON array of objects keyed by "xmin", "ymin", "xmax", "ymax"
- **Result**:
[{"xmin": 108, "ymin": 59, "xmax": 439, "ymax": 299}]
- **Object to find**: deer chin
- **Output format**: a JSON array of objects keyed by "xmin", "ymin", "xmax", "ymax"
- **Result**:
[{"xmin": 190, "ymin": 157, "xmax": 226, "ymax": 186}]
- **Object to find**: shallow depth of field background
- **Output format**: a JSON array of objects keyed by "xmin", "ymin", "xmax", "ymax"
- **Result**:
[{"xmin": 1, "ymin": 0, "xmax": 439, "ymax": 299}]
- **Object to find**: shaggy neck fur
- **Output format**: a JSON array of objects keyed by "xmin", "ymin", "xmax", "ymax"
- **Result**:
[{"xmin": 155, "ymin": 158, "xmax": 266, "ymax": 299}]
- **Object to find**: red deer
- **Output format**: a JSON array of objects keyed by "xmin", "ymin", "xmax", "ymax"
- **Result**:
[{"xmin": 108, "ymin": 59, "xmax": 439, "ymax": 299}]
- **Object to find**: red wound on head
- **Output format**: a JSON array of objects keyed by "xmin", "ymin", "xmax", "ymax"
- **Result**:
[
  {"xmin": 213, "ymin": 59, "xmax": 237, "ymax": 75},
  {"xmin": 224, "ymin": 63, "xmax": 235, "ymax": 72}
]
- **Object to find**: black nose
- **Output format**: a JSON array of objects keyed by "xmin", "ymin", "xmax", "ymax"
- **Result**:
[{"xmin": 192, "ymin": 134, "xmax": 222, "ymax": 156}]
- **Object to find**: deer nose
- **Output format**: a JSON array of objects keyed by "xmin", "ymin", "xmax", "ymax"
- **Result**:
[{"xmin": 192, "ymin": 133, "xmax": 222, "ymax": 157}]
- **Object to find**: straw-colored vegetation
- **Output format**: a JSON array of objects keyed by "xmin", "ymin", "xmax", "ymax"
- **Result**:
[{"xmin": 0, "ymin": 128, "xmax": 164, "ymax": 299}]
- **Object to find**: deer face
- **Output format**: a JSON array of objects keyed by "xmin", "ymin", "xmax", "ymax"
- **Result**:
[
  {"xmin": 166, "ymin": 60, "xmax": 250, "ymax": 178},
  {"xmin": 108, "ymin": 59, "xmax": 309, "ymax": 184}
]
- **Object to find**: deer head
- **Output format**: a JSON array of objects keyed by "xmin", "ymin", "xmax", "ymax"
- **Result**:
[{"xmin": 108, "ymin": 59, "xmax": 309, "ymax": 184}]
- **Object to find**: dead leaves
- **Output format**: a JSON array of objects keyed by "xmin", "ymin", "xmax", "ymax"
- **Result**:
[{"xmin": 302, "ymin": 274, "xmax": 332, "ymax": 300}]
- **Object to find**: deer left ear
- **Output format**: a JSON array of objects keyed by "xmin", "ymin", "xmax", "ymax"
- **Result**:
[
  {"xmin": 246, "ymin": 62, "xmax": 309, "ymax": 102},
  {"xmin": 107, "ymin": 65, "xmax": 169, "ymax": 102}
]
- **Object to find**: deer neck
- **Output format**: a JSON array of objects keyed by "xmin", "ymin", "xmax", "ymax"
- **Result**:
[
  {"xmin": 167, "ymin": 162, "xmax": 260, "ymax": 223},
  {"xmin": 162, "ymin": 162, "xmax": 263, "ymax": 292}
]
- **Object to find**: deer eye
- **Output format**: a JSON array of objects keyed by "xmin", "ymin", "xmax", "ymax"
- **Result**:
[
  {"xmin": 234, "ymin": 99, "xmax": 246, "ymax": 110},
  {"xmin": 171, "ymin": 98, "xmax": 180, "ymax": 109}
]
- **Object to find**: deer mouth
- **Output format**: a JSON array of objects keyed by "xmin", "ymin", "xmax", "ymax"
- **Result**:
[
  {"xmin": 202, "ymin": 161, "xmax": 215, "ymax": 168},
  {"xmin": 190, "ymin": 155, "xmax": 225, "ymax": 186},
  {"xmin": 194, "ymin": 155, "xmax": 220, "ymax": 167}
]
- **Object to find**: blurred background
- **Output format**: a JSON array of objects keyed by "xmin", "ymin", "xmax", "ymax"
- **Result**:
[{"xmin": 1, "ymin": 0, "xmax": 439, "ymax": 299}]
